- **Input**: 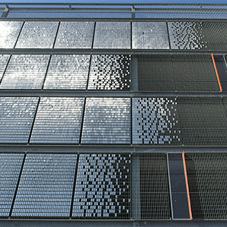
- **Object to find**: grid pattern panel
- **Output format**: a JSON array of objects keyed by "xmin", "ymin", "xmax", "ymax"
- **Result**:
[
  {"xmin": 72, "ymin": 154, "xmax": 131, "ymax": 219},
  {"xmin": 0, "ymin": 55, "xmax": 10, "ymax": 81},
  {"xmin": 185, "ymin": 153, "xmax": 227, "ymax": 219},
  {"xmin": 132, "ymin": 98, "xmax": 181, "ymax": 145},
  {"xmin": 30, "ymin": 97, "xmax": 84, "ymax": 144},
  {"xmin": 44, "ymin": 55, "xmax": 90, "ymax": 90},
  {"xmin": 88, "ymin": 55, "xmax": 131, "ymax": 90},
  {"xmin": 132, "ymin": 22, "xmax": 169, "ymax": 49},
  {"xmin": 12, "ymin": 154, "xmax": 78, "ymax": 218},
  {"xmin": 0, "ymin": 153, "xmax": 24, "ymax": 217},
  {"xmin": 0, "ymin": 21, "xmax": 23, "ymax": 48},
  {"xmin": 0, "ymin": 55, "xmax": 49, "ymax": 89},
  {"xmin": 16, "ymin": 21, "xmax": 58, "ymax": 48},
  {"xmin": 55, "ymin": 22, "xmax": 94, "ymax": 48},
  {"xmin": 137, "ymin": 55, "xmax": 219, "ymax": 92},
  {"xmin": 168, "ymin": 22, "xmax": 207, "ymax": 50},
  {"xmin": 93, "ymin": 22, "xmax": 130, "ymax": 49},
  {"xmin": 0, "ymin": 97, "xmax": 38, "ymax": 143},
  {"xmin": 178, "ymin": 97, "xmax": 227, "ymax": 145},
  {"xmin": 82, "ymin": 98, "xmax": 131, "ymax": 144},
  {"xmin": 139, "ymin": 153, "xmax": 171, "ymax": 219}
]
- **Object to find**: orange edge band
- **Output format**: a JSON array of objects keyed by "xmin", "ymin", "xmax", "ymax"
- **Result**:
[
  {"xmin": 182, "ymin": 151, "xmax": 193, "ymax": 220},
  {"xmin": 211, "ymin": 53, "xmax": 223, "ymax": 92}
]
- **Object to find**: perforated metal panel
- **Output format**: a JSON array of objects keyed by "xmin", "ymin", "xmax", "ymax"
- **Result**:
[
  {"xmin": 132, "ymin": 22, "xmax": 169, "ymax": 49},
  {"xmin": 137, "ymin": 55, "xmax": 219, "ymax": 92},
  {"xmin": 0, "ymin": 97, "xmax": 38, "ymax": 144},
  {"xmin": 44, "ymin": 55, "xmax": 90, "ymax": 90},
  {"xmin": 93, "ymin": 22, "xmax": 130, "ymax": 49},
  {"xmin": 139, "ymin": 153, "xmax": 171, "ymax": 219},
  {"xmin": 72, "ymin": 154, "xmax": 131, "ymax": 219},
  {"xmin": 0, "ymin": 153, "xmax": 24, "ymax": 217},
  {"xmin": 88, "ymin": 55, "xmax": 131, "ymax": 90},
  {"xmin": 12, "ymin": 154, "xmax": 77, "ymax": 218},
  {"xmin": 132, "ymin": 98, "xmax": 181, "ymax": 145},
  {"xmin": 0, "ymin": 55, "xmax": 49, "ymax": 89},
  {"xmin": 0, "ymin": 55, "xmax": 10, "ymax": 81},
  {"xmin": 30, "ymin": 97, "xmax": 84, "ymax": 144},
  {"xmin": 178, "ymin": 97, "xmax": 227, "ymax": 145},
  {"xmin": 81, "ymin": 98, "xmax": 131, "ymax": 144},
  {"xmin": 0, "ymin": 21, "xmax": 23, "ymax": 48},
  {"xmin": 16, "ymin": 21, "xmax": 59, "ymax": 48},
  {"xmin": 185, "ymin": 153, "xmax": 227, "ymax": 219},
  {"xmin": 54, "ymin": 22, "xmax": 94, "ymax": 49}
]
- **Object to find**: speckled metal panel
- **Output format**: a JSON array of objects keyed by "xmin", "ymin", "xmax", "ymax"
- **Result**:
[
  {"xmin": 72, "ymin": 153, "xmax": 131, "ymax": 219},
  {"xmin": 30, "ymin": 97, "xmax": 84, "ymax": 144},
  {"xmin": 0, "ymin": 21, "xmax": 23, "ymax": 48},
  {"xmin": 16, "ymin": 21, "xmax": 58, "ymax": 48},
  {"xmin": 0, "ymin": 97, "xmax": 38, "ymax": 144},
  {"xmin": 0, "ymin": 153, "xmax": 24, "ymax": 217},
  {"xmin": 132, "ymin": 22, "xmax": 169, "ymax": 49},
  {"xmin": 81, "ymin": 98, "xmax": 131, "ymax": 144},
  {"xmin": 44, "ymin": 55, "xmax": 90, "ymax": 90},
  {"xmin": 11, "ymin": 154, "xmax": 77, "ymax": 218},
  {"xmin": 93, "ymin": 22, "xmax": 130, "ymax": 49},
  {"xmin": 0, "ymin": 55, "xmax": 49, "ymax": 89},
  {"xmin": 132, "ymin": 97, "xmax": 181, "ymax": 145},
  {"xmin": 55, "ymin": 22, "xmax": 94, "ymax": 48},
  {"xmin": 88, "ymin": 55, "xmax": 131, "ymax": 90}
]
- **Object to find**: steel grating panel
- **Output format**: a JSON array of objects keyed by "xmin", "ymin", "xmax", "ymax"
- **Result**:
[
  {"xmin": 54, "ymin": 22, "xmax": 94, "ymax": 49},
  {"xmin": 72, "ymin": 153, "xmax": 131, "ymax": 219},
  {"xmin": 132, "ymin": 22, "xmax": 169, "ymax": 49},
  {"xmin": 0, "ymin": 21, "xmax": 23, "ymax": 48},
  {"xmin": 11, "ymin": 154, "xmax": 78, "ymax": 218},
  {"xmin": 0, "ymin": 55, "xmax": 10, "ymax": 81},
  {"xmin": 0, "ymin": 97, "xmax": 38, "ymax": 144},
  {"xmin": 0, "ymin": 55, "xmax": 49, "ymax": 89},
  {"xmin": 132, "ymin": 98, "xmax": 181, "ymax": 145},
  {"xmin": 16, "ymin": 21, "xmax": 59, "ymax": 48},
  {"xmin": 81, "ymin": 98, "xmax": 131, "ymax": 144},
  {"xmin": 44, "ymin": 55, "xmax": 90, "ymax": 90},
  {"xmin": 30, "ymin": 97, "xmax": 84, "ymax": 144},
  {"xmin": 88, "ymin": 55, "xmax": 131, "ymax": 91},
  {"xmin": 93, "ymin": 22, "xmax": 130, "ymax": 49},
  {"xmin": 168, "ymin": 22, "xmax": 207, "ymax": 50},
  {"xmin": 185, "ymin": 153, "xmax": 227, "ymax": 219},
  {"xmin": 137, "ymin": 55, "xmax": 219, "ymax": 92},
  {"xmin": 139, "ymin": 153, "xmax": 171, "ymax": 219},
  {"xmin": 0, "ymin": 153, "xmax": 24, "ymax": 217},
  {"xmin": 178, "ymin": 97, "xmax": 227, "ymax": 145}
]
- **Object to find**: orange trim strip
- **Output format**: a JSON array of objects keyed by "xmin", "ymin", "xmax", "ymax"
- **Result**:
[
  {"xmin": 182, "ymin": 151, "xmax": 193, "ymax": 220},
  {"xmin": 211, "ymin": 53, "xmax": 223, "ymax": 92}
]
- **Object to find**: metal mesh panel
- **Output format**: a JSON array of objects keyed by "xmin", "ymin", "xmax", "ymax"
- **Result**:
[
  {"xmin": 137, "ymin": 55, "xmax": 219, "ymax": 92},
  {"xmin": 16, "ymin": 21, "xmax": 58, "ymax": 48},
  {"xmin": 132, "ymin": 97, "xmax": 181, "ymax": 145},
  {"xmin": 55, "ymin": 22, "xmax": 94, "ymax": 49},
  {"xmin": 139, "ymin": 153, "xmax": 171, "ymax": 219},
  {"xmin": 0, "ymin": 55, "xmax": 49, "ymax": 89},
  {"xmin": 0, "ymin": 153, "xmax": 24, "ymax": 217},
  {"xmin": 81, "ymin": 98, "xmax": 131, "ymax": 144},
  {"xmin": 44, "ymin": 55, "xmax": 90, "ymax": 90},
  {"xmin": 12, "ymin": 154, "xmax": 77, "ymax": 218},
  {"xmin": 185, "ymin": 153, "xmax": 227, "ymax": 219},
  {"xmin": 0, "ymin": 21, "xmax": 23, "ymax": 48},
  {"xmin": 0, "ymin": 97, "xmax": 38, "ymax": 143},
  {"xmin": 132, "ymin": 22, "xmax": 169, "ymax": 49},
  {"xmin": 178, "ymin": 97, "xmax": 227, "ymax": 145},
  {"xmin": 0, "ymin": 55, "xmax": 10, "ymax": 81},
  {"xmin": 93, "ymin": 22, "xmax": 130, "ymax": 49},
  {"xmin": 30, "ymin": 97, "xmax": 84, "ymax": 144},
  {"xmin": 72, "ymin": 153, "xmax": 131, "ymax": 219},
  {"xmin": 88, "ymin": 55, "xmax": 131, "ymax": 91}
]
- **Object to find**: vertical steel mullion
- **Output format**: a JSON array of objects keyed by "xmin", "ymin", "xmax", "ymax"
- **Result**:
[
  {"xmin": 130, "ymin": 97, "xmax": 133, "ymax": 145},
  {"xmin": 41, "ymin": 55, "xmax": 52, "ymax": 90},
  {"xmin": 0, "ymin": 54, "xmax": 12, "ymax": 84},
  {"xmin": 166, "ymin": 21, "xmax": 171, "ymax": 50},
  {"xmin": 13, "ymin": 20, "xmax": 25, "ymax": 49},
  {"xmin": 1, "ymin": 6, "xmax": 9, "ymax": 18},
  {"xmin": 79, "ymin": 98, "xmax": 87, "ymax": 145},
  {"xmin": 91, "ymin": 21, "xmax": 96, "ymax": 50},
  {"xmin": 130, "ymin": 21, "xmax": 132, "ymax": 50},
  {"xmin": 86, "ymin": 55, "xmax": 92, "ymax": 91},
  {"xmin": 52, "ymin": 21, "xmax": 61, "ymax": 49}
]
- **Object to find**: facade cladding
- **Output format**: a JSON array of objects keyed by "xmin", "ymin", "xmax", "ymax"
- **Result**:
[{"xmin": 0, "ymin": 3, "xmax": 227, "ymax": 225}]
